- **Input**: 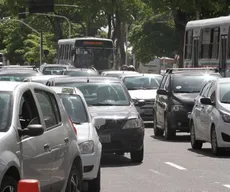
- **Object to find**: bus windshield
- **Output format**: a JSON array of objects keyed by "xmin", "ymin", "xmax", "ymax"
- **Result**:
[{"xmin": 74, "ymin": 47, "xmax": 113, "ymax": 70}]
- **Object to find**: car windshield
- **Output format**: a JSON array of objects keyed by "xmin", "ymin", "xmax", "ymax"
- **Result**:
[
  {"xmin": 0, "ymin": 92, "xmax": 12, "ymax": 131},
  {"xmin": 58, "ymin": 94, "xmax": 88, "ymax": 124},
  {"xmin": 123, "ymin": 76, "xmax": 160, "ymax": 90},
  {"xmin": 43, "ymin": 67, "xmax": 66, "ymax": 75},
  {"xmin": 0, "ymin": 73, "xmax": 38, "ymax": 82},
  {"xmin": 172, "ymin": 74, "xmax": 219, "ymax": 93},
  {"xmin": 55, "ymin": 82, "xmax": 130, "ymax": 106},
  {"xmin": 64, "ymin": 70, "xmax": 98, "ymax": 76},
  {"xmin": 219, "ymin": 83, "xmax": 230, "ymax": 103}
]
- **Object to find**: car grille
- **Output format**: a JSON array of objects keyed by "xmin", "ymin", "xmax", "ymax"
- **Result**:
[
  {"xmin": 98, "ymin": 119, "xmax": 127, "ymax": 130},
  {"xmin": 144, "ymin": 99, "xmax": 155, "ymax": 105}
]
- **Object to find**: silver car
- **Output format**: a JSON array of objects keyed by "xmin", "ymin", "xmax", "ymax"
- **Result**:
[{"xmin": 0, "ymin": 81, "xmax": 82, "ymax": 192}]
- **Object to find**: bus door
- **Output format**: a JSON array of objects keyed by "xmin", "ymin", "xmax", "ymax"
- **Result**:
[
  {"xmin": 192, "ymin": 37, "xmax": 199, "ymax": 67},
  {"xmin": 220, "ymin": 35, "xmax": 227, "ymax": 77}
]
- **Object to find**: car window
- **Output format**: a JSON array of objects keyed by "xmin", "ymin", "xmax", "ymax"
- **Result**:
[
  {"xmin": 55, "ymin": 82, "xmax": 131, "ymax": 106},
  {"xmin": 58, "ymin": 94, "xmax": 88, "ymax": 124},
  {"xmin": 123, "ymin": 76, "xmax": 160, "ymax": 90},
  {"xmin": 219, "ymin": 83, "xmax": 230, "ymax": 103},
  {"xmin": 19, "ymin": 90, "xmax": 41, "ymax": 130},
  {"xmin": 0, "ymin": 73, "xmax": 38, "ymax": 82},
  {"xmin": 159, "ymin": 75, "xmax": 167, "ymax": 89},
  {"xmin": 0, "ymin": 92, "xmax": 12, "ymax": 132},
  {"xmin": 172, "ymin": 75, "xmax": 218, "ymax": 93},
  {"xmin": 43, "ymin": 67, "xmax": 66, "ymax": 75},
  {"xmin": 200, "ymin": 82, "xmax": 211, "ymax": 97},
  {"xmin": 164, "ymin": 76, "xmax": 170, "ymax": 91},
  {"xmin": 35, "ymin": 89, "xmax": 61, "ymax": 128}
]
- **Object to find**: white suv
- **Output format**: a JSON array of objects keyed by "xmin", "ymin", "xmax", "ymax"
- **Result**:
[{"xmin": 51, "ymin": 86, "xmax": 102, "ymax": 192}]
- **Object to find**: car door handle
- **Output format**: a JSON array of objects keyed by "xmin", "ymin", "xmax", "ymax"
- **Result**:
[
  {"xmin": 64, "ymin": 137, "xmax": 69, "ymax": 143},
  {"xmin": 44, "ymin": 143, "xmax": 50, "ymax": 150}
]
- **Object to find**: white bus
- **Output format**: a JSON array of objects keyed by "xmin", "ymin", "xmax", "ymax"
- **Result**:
[
  {"xmin": 57, "ymin": 37, "xmax": 115, "ymax": 72},
  {"xmin": 183, "ymin": 15, "xmax": 230, "ymax": 76}
]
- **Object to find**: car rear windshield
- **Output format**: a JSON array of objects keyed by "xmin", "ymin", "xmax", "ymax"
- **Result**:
[
  {"xmin": 58, "ymin": 94, "xmax": 88, "ymax": 123},
  {"xmin": 63, "ymin": 70, "xmax": 98, "ymax": 76},
  {"xmin": 123, "ymin": 76, "xmax": 161, "ymax": 90},
  {"xmin": 0, "ymin": 92, "xmax": 12, "ymax": 131},
  {"xmin": 0, "ymin": 73, "xmax": 39, "ymax": 82},
  {"xmin": 55, "ymin": 82, "xmax": 131, "ymax": 106},
  {"xmin": 43, "ymin": 67, "xmax": 66, "ymax": 75},
  {"xmin": 172, "ymin": 75, "xmax": 220, "ymax": 93}
]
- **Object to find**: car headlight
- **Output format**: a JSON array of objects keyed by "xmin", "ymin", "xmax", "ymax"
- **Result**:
[
  {"xmin": 123, "ymin": 118, "xmax": 143, "ymax": 129},
  {"xmin": 172, "ymin": 105, "xmax": 184, "ymax": 112},
  {"xmin": 79, "ymin": 140, "xmax": 94, "ymax": 154},
  {"xmin": 220, "ymin": 111, "xmax": 230, "ymax": 123}
]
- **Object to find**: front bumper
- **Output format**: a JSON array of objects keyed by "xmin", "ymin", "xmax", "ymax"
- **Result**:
[
  {"xmin": 136, "ymin": 104, "xmax": 154, "ymax": 122},
  {"xmin": 216, "ymin": 120, "xmax": 230, "ymax": 148},
  {"xmin": 98, "ymin": 128, "xmax": 144, "ymax": 153},
  {"xmin": 81, "ymin": 144, "xmax": 101, "ymax": 180}
]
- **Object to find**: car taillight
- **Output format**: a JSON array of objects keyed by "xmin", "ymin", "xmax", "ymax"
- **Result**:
[{"xmin": 69, "ymin": 117, "xmax": 77, "ymax": 135}]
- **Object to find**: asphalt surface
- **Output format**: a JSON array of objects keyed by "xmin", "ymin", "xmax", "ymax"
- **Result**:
[{"xmin": 101, "ymin": 124, "xmax": 230, "ymax": 192}]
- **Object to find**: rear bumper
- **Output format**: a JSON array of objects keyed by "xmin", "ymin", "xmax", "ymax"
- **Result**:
[{"xmin": 169, "ymin": 111, "xmax": 191, "ymax": 131}]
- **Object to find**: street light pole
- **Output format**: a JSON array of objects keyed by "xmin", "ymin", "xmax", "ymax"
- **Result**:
[{"xmin": 0, "ymin": 17, "xmax": 43, "ymax": 66}]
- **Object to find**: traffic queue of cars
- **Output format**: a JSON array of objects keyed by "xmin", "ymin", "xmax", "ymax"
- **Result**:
[{"xmin": 0, "ymin": 64, "xmax": 227, "ymax": 192}]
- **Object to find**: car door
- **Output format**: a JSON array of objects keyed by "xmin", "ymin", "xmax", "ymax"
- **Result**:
[
  {"xmin": 156, "ymin": 75, "xmax": 167, "ymax": 127},
  {"xmin": 18, "ymin": 89, "xmax": 52, "ymax": 192},
  {"xmin": 193, "ymin": 82, "xmax": 211, "ymax": 139},
  {"xmin": 199, "ymin": 82, "xmax": 213, "ymax": 139},
  {"xmin": 201, "ymin": 83, "xmax": 216, "ymax": 140},
  {"xmin": 34, "ymin": 89, "xmax": 69, "ymax": 192}
]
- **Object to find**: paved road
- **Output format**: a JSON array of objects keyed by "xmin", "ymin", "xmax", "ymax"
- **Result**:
[{"xmin": 101, "ymin": 124, "xmax": 230, "ymax": 192}]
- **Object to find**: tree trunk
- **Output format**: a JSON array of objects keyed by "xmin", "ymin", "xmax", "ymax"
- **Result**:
[
  {"xmin": 119, "ymin": 22, "xmax": 126, "ymax": 65},
  {"xmin": 107, "ymin": 14, "xmax": 112, "ymax": 39},
  {"xmin": 173, "ymin": 10, "xmax": 188, "ymax": 68}
]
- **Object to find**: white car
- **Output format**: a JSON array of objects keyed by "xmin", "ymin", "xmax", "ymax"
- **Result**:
[
  {"xmin": 51, "ymin": 86, "xmax": 102, "ymax": 192},
  {"xmin": 190, "ymin": 78, "xmax": 230, "ymax": 156}
]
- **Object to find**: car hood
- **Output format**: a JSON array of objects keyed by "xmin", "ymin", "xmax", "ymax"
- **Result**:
[
  {"xmin": 74, "ymin": 123, "xmax": 90, "ymax": 143},
  {"xmin": 172, "ymin": 93, "xmax": 199, "ymax": 105},
  {"xmin": 89, "ymin": 105, "xmax": 138, "ymax": 119},
  {"xmin": 128, "ymin": 89, "xmax": 157, "ymax": 100}
]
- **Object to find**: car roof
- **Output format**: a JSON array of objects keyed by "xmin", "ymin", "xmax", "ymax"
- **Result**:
[
  {"xmin": 65, "ymin": 68, "xmax": 96, "ymax": 71},
  {"xmin": 217, "ymin": 78, "xmax": 230, "ymax": 83},
  {"xmin": 102, "ymin": 70, "xmax": 138, "ymax": 74},
  {"xmin": 50, "ymin": 86, "xmax": 83, "ymax": 97},
  {"xmin": 49, "ymin": 76, "xmax": 121, "ymax": 83},
  {"xmin": 121, "ymin": 73, "xmax": 162, "ymax": 78},
  {"xmin": 27, "ymin": 75, "xmax": 68, "ymax": 80},
  {"xmin": 0, "ymin": 81, "xmax": 22, "ymax": 91},
  {"xmin": 42, "ymin": 64, "xmax": 71, "ymax": 67},
  {"xmin": 170, "ymin": 72, "xmax": 221, "ymax": 77},
  {"xmin": 0, "ymin": 69, "xmax": 40, "ymax": 75}
]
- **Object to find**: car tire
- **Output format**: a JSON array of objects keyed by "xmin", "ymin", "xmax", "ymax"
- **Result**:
[
  {"xmin": 190, "ymin": 123, "xmax": 203, "ymax": 149},
  {"xmin": 0, "ymin": 176, "xmax": 17, "ymax": 192},
  {"xmin": 88, "ymin": 166, "xmax": 101, "ymax": 192},
  {"xmin": 211, "ymin": 127, "xmax": 223, "ymax": 156},
  {"xmin": 66, "ymin": 164, "xmax": 82, "ymax": 192},
  {"xmin": 153, "ymin": 111, "xmax": 164, "ymax": 136},
  {"xmin": 164, "ymin": 115, "xmax": 175, "ymax": 140},
  {"xmin": 130, "ymin": 146, "xmax": 144, "ymax": 163}
]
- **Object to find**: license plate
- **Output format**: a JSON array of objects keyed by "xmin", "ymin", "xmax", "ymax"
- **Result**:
[{"xmin": 99, "ymin": 135, "xmax": 111, "ymax": 143}]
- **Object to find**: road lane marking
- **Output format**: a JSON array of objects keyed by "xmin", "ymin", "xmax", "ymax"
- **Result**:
[
  {"xmin": 223, "ymin": 184, "xmax": 230, "ymax": 189},
  {"xmin": 164, "ymin": 162, "xmax": 187, "ymax": 170},
  {"xmin": 148, "ymin": 169, "xmax": 165, "ymax": 176}
]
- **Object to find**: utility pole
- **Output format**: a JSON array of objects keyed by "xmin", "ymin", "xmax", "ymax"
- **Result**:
[{"xmin": 40, "ymin": 32, "xmax": 43, "ymax": 66}]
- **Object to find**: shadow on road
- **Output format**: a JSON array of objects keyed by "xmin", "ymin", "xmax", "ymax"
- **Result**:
[
  {"xmin": 151, "ymin": 135, "xmax": 190, "ymax": 143},
  {"xmin": 101, "ymin": 154, "xmax": 141, "ymax": 168},
  {"xmin": 188, "ymin": 148, "xmax": 230, "ymax": 158},
  {"xmin": 144, "ymin": 123, "xmax": 153, "ymax": 128}
]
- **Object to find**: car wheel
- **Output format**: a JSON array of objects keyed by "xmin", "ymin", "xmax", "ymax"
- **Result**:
[
  {"xmin": 211, "ymin": 127, "xmax": 222, "ymax": 156},
  {"xmin": 130, "ymin": 146, "xmax": 144, "ymax": 163},
  {"xmin": 164, "ymin": 115, "xmax": 175, "ymax": 140},
  {"xmin": 0, "ymin": 176, "xmax": 17, "ymax": 192},
  {"xmin": 190, "ymin": 123, "xmax": 203, "ymax": 149},
  {"xmin": 88, "ymin": 166, "xmax": 101, "ymax": 192},
  {"xmin": 153, "ymin": 111, "xmax": 164, "ymax": 136},
  {"xmin": 66, "ymin": 164, "xmax": 82, "ymax": 192}
]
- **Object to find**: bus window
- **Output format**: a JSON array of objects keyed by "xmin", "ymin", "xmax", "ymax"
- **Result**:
[
  {"xmin": 228, "ymin": 27, "xmax": 230, "ymax": 59},
  {"xmin": 185, "ymin": 30, "xmax": 192, "ymax": 59},
  {"xmin": 210, "ymin": 28, "xmax": 220, "ymax": 59},
  {"xmin": 201, "ymin": 28, "xmax": 211, "ymax": 59}
]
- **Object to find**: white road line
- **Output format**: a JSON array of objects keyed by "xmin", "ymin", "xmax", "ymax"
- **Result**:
[
  {"xmin": 148, "ymin": 169, "xmax": 165, "ymax": 176},
  {"xmin": 223, "ymin": 184, "xmax": 230, "ymax": 189},
  {"xmin": 164, "ymin": 162, "xmax": 187, "ymax": 170}
]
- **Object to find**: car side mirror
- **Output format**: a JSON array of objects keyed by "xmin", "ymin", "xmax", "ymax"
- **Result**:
[
  {"xmin": 18, "ymin": 124, "xmax": 44, "ymax": 137},
  {"xmin": 157, "ymin": 89, "xmax": 168, "ymax": 95},
  {"xmin": 200, "ymin": 97, "xmax": 213, "ymax": 105}
]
